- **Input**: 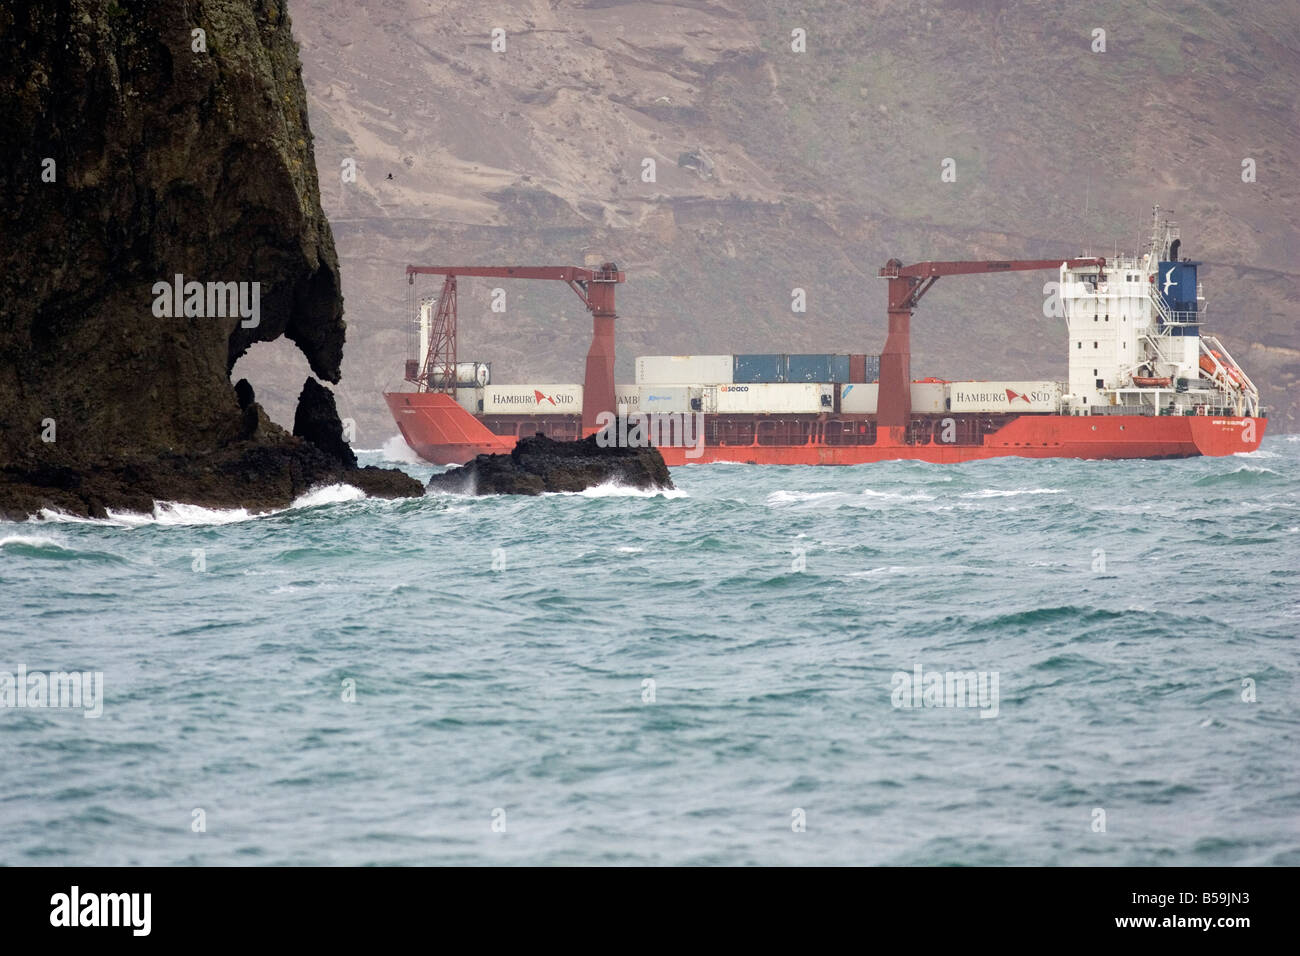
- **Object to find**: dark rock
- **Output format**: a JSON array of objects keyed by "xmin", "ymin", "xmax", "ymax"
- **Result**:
[
  {"xmin": 0, "ymin": 0, "xmax": 422, "ymax": 519},
  {"xmin": 293, "ymin": 377, "xmax": 357, "ymax": 468},
  {"xmin": 234, "ymin": 379, "xmax": 256, "ymax": 410},
  {"xmin": 427, "ymin": 432, "xmax": 675, "ymax": 496}
]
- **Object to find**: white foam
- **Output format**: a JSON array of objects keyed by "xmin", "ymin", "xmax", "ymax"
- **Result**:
[
  {"xmin": 379, "ymin": 434, "xmax": 426, "ymax": 465},
  {"xmin": 291, "ymin": 484, "xmax": 366, "ymax": 508},
  {"xmin": 0, "ymin": 534, "xmax": 66, "ymax": 549},
  {"xmin": 860, "ymin": 488, "xmax": 937, "ymax": 502},
  {"xmin": 112, "ymin": 502, "xmax": 256, "ymax": 526},
  {"xmin": 565, "ymin": 482, "xmax": 687, "ymax": 499},
  {"xmin": 765, "ymin": 490, "xmax": 842, "ymax": 505},
  {"xmin": 33, "ymin": 483, "xmax": 367, "ymax": 527},
  {"xmin": 959, "ymin": 488, "xmax": 1064, "ymax": 499},
  {"xmin": 765, "ymin": 488, "xmax": 935, "ymax": 507}
]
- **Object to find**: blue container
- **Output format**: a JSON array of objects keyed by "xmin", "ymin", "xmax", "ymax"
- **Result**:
[
  {"xmin": 783, "ymin": 354, "xmax": 855, "ymax": 382},
  {"xmin": 733, "ymin": 354, "xmax": 787, "ymax": 383},
  {"xmin": 787, "ymin": 354, "xmax": 832, "ymax": 382},
  {"xmin": 863, "ymin": 354, "xmax": 880, "ymax": 382}
]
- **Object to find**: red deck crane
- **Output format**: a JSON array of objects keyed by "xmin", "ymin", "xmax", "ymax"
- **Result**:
[
  {"xmin": 876, "ymin": 256, "xmax": 1107, "ymax": 438},
  {"xmin": 406, "ymin": 263, "xmax": 625, "ymax": 433}
]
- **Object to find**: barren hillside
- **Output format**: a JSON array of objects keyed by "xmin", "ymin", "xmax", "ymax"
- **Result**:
[{"xmin": 238, "ymin": 0, "xmax": 1300, "ymax": 442}]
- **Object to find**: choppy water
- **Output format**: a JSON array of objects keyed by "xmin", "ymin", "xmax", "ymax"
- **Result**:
[{"xmin": 2, "ymin": 435, "xmax": 1297, "ymax": 865}]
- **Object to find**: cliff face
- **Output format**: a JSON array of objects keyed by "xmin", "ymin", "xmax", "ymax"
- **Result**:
[{"xmin": 0, "ymin": 0, "xmax": 421, "ymax": 517}]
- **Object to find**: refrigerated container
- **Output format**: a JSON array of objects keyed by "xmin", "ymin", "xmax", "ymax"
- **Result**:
[
  {"xmin": 635, "ymin": 355, "xmax": 733, "ymax": 385},
  {"xmin": 948, "ymin": 381, "xmax": 1061, "ymax": 413},
  {"xmin": 910, "ymin": 381, "xmax": 947, "ymax": 414},
  {"xmin": 840, "ymin": 382, "xmax": 878, "ymax": 414},
  {"xmin": 636, "ymin": 385, "xmax": 693, "ymax": 414},
  {"xmin": 454, "ymin": 387, "xmax": 483, "ymax": 414},
  {"xmin": 483, "ymin": 384, "xmax": 583, "ymax": 415},
  {"xmin": 715, "ymin": 382, "xmax": 824, "ymax": 413}
]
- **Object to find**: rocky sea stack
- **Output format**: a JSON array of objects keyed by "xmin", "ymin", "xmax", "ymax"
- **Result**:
[
  {"xmin": 427, "ymin": 433, "xmax": 675, "ymax": 496},
  {"xmin": 0, "ymin": 0, "xmax": 422, "ymax": 519}
]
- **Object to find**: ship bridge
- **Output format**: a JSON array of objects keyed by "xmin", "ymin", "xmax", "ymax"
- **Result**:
[{"xmin": 1060, "ymin": 207, "xmax": 1259, "ymax": 418}]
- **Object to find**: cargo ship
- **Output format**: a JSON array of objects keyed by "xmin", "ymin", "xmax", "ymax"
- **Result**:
[{"xmin": 385, "ymin": 209, "xmax": 1265, "ymax": 465}]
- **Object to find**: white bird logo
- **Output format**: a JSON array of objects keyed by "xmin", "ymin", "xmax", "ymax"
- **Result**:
[{"xmin": 1162, "ymin": 267, "xmax": 1176, "ymax": 295}]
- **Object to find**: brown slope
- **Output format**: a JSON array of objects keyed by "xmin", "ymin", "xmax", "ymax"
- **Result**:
[{"xmin": 242, "ymin": 0, "xmax": 1298, "ymax": 442}]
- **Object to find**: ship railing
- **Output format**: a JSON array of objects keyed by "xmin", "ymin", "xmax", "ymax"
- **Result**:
[{"xmin": 1146, "ymin": 283, "xmax": 1201, "ymax": 326}]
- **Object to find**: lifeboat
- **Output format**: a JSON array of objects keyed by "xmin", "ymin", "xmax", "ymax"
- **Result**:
[
  {"xmin": 1200, "ymin": 352, "xmax": 1243, "ymax": 386},
  {"xmin": 1131, "ymin": 375, "xmax": 1172, "ymax": 387}
]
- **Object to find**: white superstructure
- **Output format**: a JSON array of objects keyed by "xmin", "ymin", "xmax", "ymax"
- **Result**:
[{"xmin": 1060, "ymin": 207, "xmax": 1259, "ymax": 417}]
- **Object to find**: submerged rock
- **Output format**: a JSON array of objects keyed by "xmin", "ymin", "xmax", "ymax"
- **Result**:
[
  {"xmin": 0, "ymin": 0, "xmax": 422, "ymax": 518},
  {"xmin": 428, "ymin": 433, "xmax": 675, "ymax": 496}
]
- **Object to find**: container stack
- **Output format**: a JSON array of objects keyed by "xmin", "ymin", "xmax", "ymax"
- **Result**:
[{"xmin": 636, "ymin": 354, "xmax": 879, "ymax": 386}]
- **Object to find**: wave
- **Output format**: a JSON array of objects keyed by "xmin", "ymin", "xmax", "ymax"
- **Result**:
[
  {"xmin": 958, "ymin": 488, "xmax": 1064, "ymax": 499},
  {"xmin": 290, "ymin": 484, "xmax": 367, "ymax": 508},
  {"xmin": 376, "ymin": 434, "xmax": 426, "ymax": 465},
  {"xmin": 0, "ymin": 534, "xmax": 65, "ymax": 550},
  {"xmin": 765, "ymin": 488, "xmax": 936, "ymax": 507},
  {"xmin": 0, "ymin": 534, "xmax": 128, "ymax": 563},
  {"xmin": 557, "ymin": 482, "xmax": 687, "ymax": 499},
  {"xmin": 31, "ymin": 484, "xmax": 366, "ymax": 527}
]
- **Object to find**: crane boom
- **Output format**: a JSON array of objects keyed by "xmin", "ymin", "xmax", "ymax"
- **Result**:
[
  {"xmin": 405, "ymin": 263, "xmax": 624, "ymax": 431},
  {"xmin": 875, "ymin": 256, "xmax": 1106, "ymax": 433}
]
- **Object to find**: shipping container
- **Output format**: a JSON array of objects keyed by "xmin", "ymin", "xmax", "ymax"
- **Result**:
[
  {"xmin": 732, "ymin": 353, "xmax": 787, "ymax": 383},
  {"xmin": 715, "ymin": 382, "xmax": 824, "ymax": 414},
  {"xmin": 840, "ymin": 382, "xmax": 878, "ymax": 414},
  {"xmin": 429, "ymin": 361, "xmax": 491, "ymax": 387},
  {"xmin": 483, "ymin": 384, "xmax": 582, "ymax": 415},
  {"xmin": 636, "ymin": 385, "xmax": 693, "ymax": 415},
  {"xmin": 910, "ymin": 381, "xmax": 947, "ymax": 414},
  {"xmin": 786, "ymin": 353, "xmax": 828, "ymax": 383},
  {"xmin": 785, "ymin": 354, "xmax": 855, "ymax": 383},
  {"xmin": 948, "ymin": 381, "xmax": 1061, "ymax": 413},
  {"xmin": 454, "ymin": 387, "xmax": 483, "ymax": 414},
  {"xmin": 635, "ymin": 355, "xmax": 733, "ymax": 385},
  {"xmin": 615, "ymin": 384, "xmax": 640, "ymax": 412}
]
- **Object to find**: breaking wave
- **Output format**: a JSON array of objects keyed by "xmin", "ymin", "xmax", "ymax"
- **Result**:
[{"xmin": 28, "ymin": 484, "xmax": 367, "ymax": 527}]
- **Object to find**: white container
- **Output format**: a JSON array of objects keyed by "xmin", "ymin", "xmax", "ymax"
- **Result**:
[
  {"xmin": 839, "ymin": 382, "xmax": 878, "ymax": 414},
  {"xmin": 637, "ymin": 385, "xmax": 693, "ymax": 414},
  {"xmin": 455, "ymin": 387, "xmax": 483, "ymax": 414},
  {"xmin": 948, "ymin": 381, "xmax": 1061, "ymax": 413},
  {"xmin": 483, "ymin": 384, "xmax": 583, "ymax": 415},
  {"xmin": 635, "ymin": 354, "xmax": 733, "ymax": 385},
  {"xmin": 910, "ymin": 382, "xmax": 947, "ymax": 414},
  {"xmin": 615, "ymin": 384, "xmax": 640, "ymax": 413},
  {"xmin": 715, "ymin": 382, "xmax": 823, "ymax": 414}
]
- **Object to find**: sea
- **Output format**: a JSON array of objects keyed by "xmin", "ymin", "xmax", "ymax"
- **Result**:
[{"xmin": 2, "ymin": 435, "xmax": 1297, "ymax": 866}]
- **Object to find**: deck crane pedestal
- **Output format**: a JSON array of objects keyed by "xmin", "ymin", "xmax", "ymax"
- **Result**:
[{"xmin": 877, "ymin": 256, "xmax": 1107, "ymax": 441}]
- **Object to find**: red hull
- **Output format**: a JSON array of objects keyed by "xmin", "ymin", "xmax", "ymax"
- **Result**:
[{"xmin": 384, "ymin": 392, "xmax": 1266, "ymax": 465}]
